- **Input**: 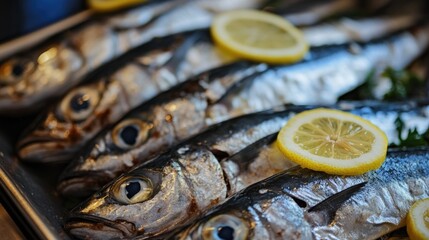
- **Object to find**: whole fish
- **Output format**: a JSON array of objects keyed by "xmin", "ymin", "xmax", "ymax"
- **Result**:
[
  {"xmin": 301, "ymin": 14, "xmax": 421, "ymax": 47},
  {"xmin": 14, "ymin": 4, "xmax": 418, "ymax": 163},
  {"xmin": 0, "ymin": 0, "xmax": 268, "ymax": 114},
  {"xmin": 58, "ymin": 26, "xmax": 429, "ymax": 196},
  {"xmin": 280, "ymin": 0, "xmax": 426, "ymax": 28},
  {"xmin": 172, "ymin": 148, "xmax": 429, "ymax": 240},
  {"xmin": 275, "ymin": 0, "xmax": 393, "ymax": 26},
  {"xmin": 16, "ymin": 30, "xmax": 237, "ymax": 163},
  {"xmin": 64, "ymin": 101, "xmax": 429, "ymax": 239}
]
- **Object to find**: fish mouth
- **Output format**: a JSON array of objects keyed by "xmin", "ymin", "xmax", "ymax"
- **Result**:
[
  {"xmin": 65, "ymin": 214, "xmax": 137, "ymax": 239},
  {"xmin": 57, "ymin": 170, "xmax": 111, "ymax": 198},
  {"xmin": 17, "ymin": 135, "xmax": 77, "ymax": 163}
]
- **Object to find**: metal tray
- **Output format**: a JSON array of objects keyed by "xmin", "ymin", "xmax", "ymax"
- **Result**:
[
  {"xmin": 0, "ymin": 11, "xmax": 93, "ymax": 239},
  {"xmin": 0, "ymin": 120, "xmax": 71, "ymax": 239}
]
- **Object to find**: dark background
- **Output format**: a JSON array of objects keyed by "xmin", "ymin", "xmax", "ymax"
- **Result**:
[{"xmin": 0, "ymin": 0, "xmax": 86, "ymax": 43}]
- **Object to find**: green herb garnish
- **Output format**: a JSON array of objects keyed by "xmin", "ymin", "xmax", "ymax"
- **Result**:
[
  {"xmin": 383, "ymin": 67, "xmax": 424, "ymax": 101},
  {"xmin": 390, "ymin": 117, "xmax": 429, "ymax": 147}
]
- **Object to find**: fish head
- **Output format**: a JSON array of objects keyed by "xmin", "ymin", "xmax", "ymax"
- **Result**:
[
  {"xmin": 57, "ymin": 105, "xmax": 179, "ymax": 196},
  {"xmin": 0, "ymin": 44, "xmax": 83, "ymax": 111},
  {"xmin": 66, "ymin": 146, "xmax": 227, "ymax": 238},
  {"xmin": 17, "ymin": 81, "xmax": 107, "ymax": 163},
  {"xmin": 65, "ymin": 167, "xmax": 163, "ymax": 239},
  {"xmin": 175, "ymin": 191, "xmax": 313, "ymax": 239},
  {"xmin": 0, "ymin": 57, "xmax": 35, "ymax": 90}
]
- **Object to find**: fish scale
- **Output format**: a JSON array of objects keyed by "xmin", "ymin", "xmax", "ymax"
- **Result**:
[
  {"xmin": 16, "ymin": 30, "xmax": 235, "ymax": 163},
  {"xmin": 0, "ymin": 0, "xmax": 274, "ymax": 114},
  {"xmin": 16, "ymin": 1, "xmax": 423, "ymax": 164},
  {"xmin": 58, "ymin": 26, "xmax": 429, "ymax": 198},
  {"xmin": 64, "ymin": 100, "xmax": 429, "ymax": 239},
  {"xmin": 173, "ymin": 149, "xmax": 429, "ymax": 240}
]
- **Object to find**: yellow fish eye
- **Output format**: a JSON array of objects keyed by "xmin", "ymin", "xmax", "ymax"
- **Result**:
[
  {"xmin": 60, "ymin": 87, "xmax": 101, "ymax": 122},
  {"xmin": 111, "ymin": 176, "xmax": 153, "ymax": 204},
  {"xmin": 112, "ymin": 119, "xmax": 153, "ymax": 149},
  {"xmin": 201, "ymin": 214, "xmax": 249, "ymax": 240}
]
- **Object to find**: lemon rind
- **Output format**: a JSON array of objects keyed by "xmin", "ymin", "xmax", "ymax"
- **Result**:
[
  {"xmin": 277, "ymin": 108, "xmax": 388, "ymax": 175},
  {"xmin": 407, "ymin": 198, "xmax": 429, "ymax": 240},
  {"xmin": 88, "ymin": 0, "xmax": 146, "ymax": 12},
  {"xmin": 211, "ymin": 10, "xmax": 309, "ymax": 64}
]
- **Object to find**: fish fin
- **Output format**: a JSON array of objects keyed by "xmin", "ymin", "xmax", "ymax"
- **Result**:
[
  {"xmin": 227, "ymin": 133, "xmax": 278, "ymax": 170},
  {"xmin": 215, "ymin": 68, "xmax": 270, "ymax": 104},
  {"xmin": 164, "ymin": 31, "xmax": 206, "ymax": 74},
  {"xmin": 308, "ymin": 181, "xmax": 367, "ymax": 222}
]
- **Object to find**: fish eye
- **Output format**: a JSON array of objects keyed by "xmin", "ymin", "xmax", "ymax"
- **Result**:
[
  {"xmin": 111, "ymin": 176, "xmax": 153, "ymax": 204},
  {"xmin": 11, "ymin": 63, "xmax": 24, "ymax": 77},
  {"xmin": 60, "ymin": 87, "xmax": 100, "ymax": 122},
  {"xmin": 0, "ymin": 60, "xmax": 33, "ymax": 83},
  {"xmin": 201, "ymin": 214, "xmax": 249, "ymax": 240},
  {"xmin": 112, "ymin": 119, "xmax": 153, "ymax": 150}
]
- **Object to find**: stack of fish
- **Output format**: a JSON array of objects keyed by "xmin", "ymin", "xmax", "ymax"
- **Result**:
[{"xmin": 1, "ymin": 0, "xmax": 429, "ymax": 239}]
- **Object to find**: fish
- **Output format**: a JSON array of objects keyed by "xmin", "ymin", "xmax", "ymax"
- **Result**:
[
  {"xmin": 222, "ymin": 100, "xmax": 429, "ymax": 194},
  {"xmin": 274, "ymin": 0, "xmax": 392, "ymax": 26},
  {"xmin": 17, "ymin": 11, "xmax": 417, "ymax": 163},
  {"xmin": 15, "ymin": 3, "xmax": 419, "ymax": 163},
  {"xmin": 0, "ymin": 1, "xmax": 182, "ymax": 114},
  {"xmin": 0, "ymin": 0, "xmax": 269, "ymax": 114},
  {"xmin": 63, "ymin": 100, "xmax": 429, "ymax": 239},
  {"xmin": 300, "ymin": 14, "xmax": 422, "ymax": 47},
  {"xmin": 206, "ymin": 26, "xmax": 429, "ymax": 123},
  {"xmin": 58, "ymin": 26, "xmax": 429, "ymax": 197},
  {"xmin": 172, "ymin": 148, "xmax": 429, "ymax": 240},
  {"xmin": 16, "ymin": 30, "xmax": 237, "ymax": 163},
  {"xmin": 64, "ymin": 105, "xmax": 303, "ymax": 238}
]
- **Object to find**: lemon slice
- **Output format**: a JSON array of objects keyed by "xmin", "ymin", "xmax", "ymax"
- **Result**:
[
  {"xmin": 211, "ymin": 10, "xmax": 308, "ymax": 64},
  {"xmin": 277, "ymin": 108, "xmax": 388, "ymax": 175},
  {"xmin": 407, "ymin": 198, "xmax": 429, "ymax": 240},
  {"xmin": 88, "ymin": 0, "xmax": 146, "ymax": 12}
]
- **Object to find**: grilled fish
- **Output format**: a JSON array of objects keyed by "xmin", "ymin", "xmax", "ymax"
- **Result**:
[
  {"xmin": 16, "ymin": 30, "xmax": 236, "ymax": 163},
  {"xmin": 64, "ymin": 100, "xmax": 429, "ymax": 239},
  {"xmin": 58, "ymin": 26, "xmax": 429, "ymax": 196},
  {"xmin": 15, "ymin": 4, "xmax": 419, "ymax": 163},
  {"xmin": 172, "ymin": 148, "xmax": 429, "ymax": 240},
  {"xmin": 0, "ymin": 0, "xmax": 268, "ymax": 114},
  {"xmin": 282, "ymin": 0, "xmax": 426, "ymax": 27},
  {"xmin": 0, "ymin": 1, "xmax": 181, "ymax": 114}
]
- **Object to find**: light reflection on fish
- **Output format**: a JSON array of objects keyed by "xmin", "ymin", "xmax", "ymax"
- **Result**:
[
  {"xmin": 0, "ymin": 0, "xmax": 406, "ymax": 114},
  {"xmin": 14, "ymin": 0, "xmax": 418, "ymax": 163},
  {"xmin": 59, "ymin": 27, "xmax": 429, "ymax": 197},
  {"xmin": 0, "ymin": 1, "xmax": 182, "ymax": 113},
  {"xmin": 173, "ymin": 148, "xmax": 429, "ymax": 240},
  {"xmin": 0, "ymin": 0, "xmax": 269, "ymax": 114},
  {"xmin": 16, "ymin": 30, "xmax": 237, "ymax": 163},
  {"xmin": 64, "ymin": 101, "xmax": 429, "ymax": 239}
]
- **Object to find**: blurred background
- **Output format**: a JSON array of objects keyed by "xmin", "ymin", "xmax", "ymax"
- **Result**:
[{"xmin": 0, "ymin": 0, "xmax": 86, "ymax": 42}]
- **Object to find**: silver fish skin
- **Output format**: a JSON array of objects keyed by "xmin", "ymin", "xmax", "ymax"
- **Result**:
[
  {"xmin": 301, "ymin": 14, "xmax": 421, "ymax": 47},
  {"xmin": 222, "ymin": 101, "xmax": 429, "ymax": 195},
  {"xmin": 58, "ymin": 26, "xmax": 429, "ymax": 197},
  {"xmin": 282, "ymin": 0, "xmax": 426, "ymax": 27},
  {"xmin": 58, "ymin": 62, "xmax": 269, "ymax": 196},
  {"xmin": 0, "ymin": 0, "xmax": 268, "ymax": 114},
  {"xmin": 16, "ymin": 11, "xmax": 420, "ymax": 164},
  {"xmin": 16, "ymin": 31, "xmax": 236, "ymax": 163},
  {"xmin": 0, "ymin": 1, "xmax": 184, "ymax": 114},
  {"xmin": 299, "ymin": 0, "xmax": 425, "ymax": 47},
  {"xmin": 173, "ymin": 149, "xmax": 429, "ymax": 240},
  {"xmin": 64, "ymin": 100, "xmax": 429, "ymax": 239},
  {"xmin": 278, "ymin": 0, "xmax": 389, "ymax": 26},
  {"xmin": 207, "ymin": 26, "xmax": 429, "ymax": 124},
  {"xmin": 65, "ymin": 107, "xmax": 302, "ymax": 238}
]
